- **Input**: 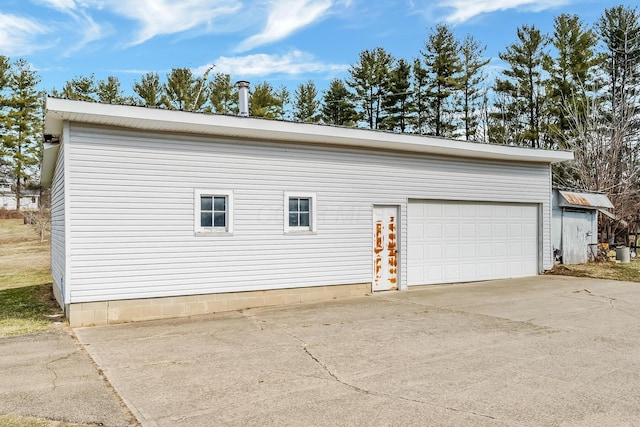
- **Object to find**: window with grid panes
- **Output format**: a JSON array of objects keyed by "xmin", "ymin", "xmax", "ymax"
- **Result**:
[
  {"xmin": 284, "ymin": 192, "xmax": 316, "ymax": 233},
  {"xmin": 288, "ymin": 197, "xmax": 310, "ymax": 227},
  {"xmin": 195, "ymin": 190, "xmax": 233, "ymax": 234}
]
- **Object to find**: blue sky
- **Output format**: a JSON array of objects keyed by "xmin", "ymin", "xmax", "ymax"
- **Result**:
[{"xmin": 0, "ymin": 0, "xmax": 625, "ymax": 96}]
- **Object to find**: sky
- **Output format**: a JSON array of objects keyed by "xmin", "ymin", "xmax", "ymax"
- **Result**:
[{"xmin": 0, "ymin": 0, "xmax": 627, "ymax": 97}]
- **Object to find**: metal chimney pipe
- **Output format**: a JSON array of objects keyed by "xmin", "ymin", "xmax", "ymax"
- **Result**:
[{"xmin": 236, "ymin": 81, "xmax": 250, "ymax": 117}]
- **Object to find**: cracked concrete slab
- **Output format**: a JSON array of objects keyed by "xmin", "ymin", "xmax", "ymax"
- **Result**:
[
  {"xmin": 0, "ymin": 329, "xmax": 137, "ymax": 426},
  {"xmin": 74, "ymin": 276, "xmax": 640, "ymax": 426}
]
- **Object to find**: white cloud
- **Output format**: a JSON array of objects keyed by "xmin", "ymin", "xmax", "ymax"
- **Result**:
[
  {"xmin": 35, "ymin": 0, "xmax": 243, "ymax": 48},
  {"xmin": 0, "ymin": 13, "xmax": 51, "ymax": 56},
  {"xmin": 195, "ymin": 50, "xmax": 348, "ymax": 78},
  {"xmin": 437, "ymin": 0, "xmax": 572, "ymax": 23},
  {"xmin": 33, "ymin": 0, "xmax": 77, "ymax": 12},
  {"xmin": 34, "ymin": 0, "xmax": 106, "ymax": 55},
  {"xmin": 236, "ymin": 0, "xmax": 333, "ymax": 52},
  {"xmin": 63, "ymin": 10, "xmax": 104, "ymax": 55},
  {"xmin": 100, "ymin": 0, "xmax": 242, "ymax": 46}
]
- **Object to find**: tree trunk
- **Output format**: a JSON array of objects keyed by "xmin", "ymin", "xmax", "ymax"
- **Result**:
[{"xmin": 16, "ymin": 176, "xmax": 21, "ymax": 212}]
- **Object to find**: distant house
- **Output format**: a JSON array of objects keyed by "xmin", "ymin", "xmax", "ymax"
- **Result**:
[
  {"xmin": 0, "ymin": 181, "xmax": 40, "ymax": 211},
  {"xmin": 41, "ymin": 96, "xmax": 572, "ymax": 327},
  {"xmin": 551, "ymin": 189, "xmax": 614, "ymax": 264}
]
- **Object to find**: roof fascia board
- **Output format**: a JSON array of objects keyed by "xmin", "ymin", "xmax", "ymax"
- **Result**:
[{"xmin": 45, "ymin": 98, "xmax": 573, "ymax": 164}]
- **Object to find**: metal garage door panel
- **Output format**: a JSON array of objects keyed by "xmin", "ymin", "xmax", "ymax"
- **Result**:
[{"xmin": 408, "ymin": 201, "xmax": 538, "ymax": 285}]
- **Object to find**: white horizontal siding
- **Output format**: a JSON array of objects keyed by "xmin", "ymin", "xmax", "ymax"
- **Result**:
[
  {"xmin": 66, "ymin": 124, "xmax": 552, "ymax": 303},
  {"xmin": 50, "ymin": 142, "xmax": 65, "ymax": 303}
]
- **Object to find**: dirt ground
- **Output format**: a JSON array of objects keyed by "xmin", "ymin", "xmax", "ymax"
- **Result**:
[{"xmin": 546, "ymin": 258, "xmax": 640, "ymax": 283}]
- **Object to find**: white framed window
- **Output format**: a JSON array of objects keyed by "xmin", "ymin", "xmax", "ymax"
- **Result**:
[
  {"xmin": 284, "ymin": 192, "xmax": 316, "ymax": 233},
  {"xmin": 195, "ymin": 189, "xmax": 234, "ymax": 234}
]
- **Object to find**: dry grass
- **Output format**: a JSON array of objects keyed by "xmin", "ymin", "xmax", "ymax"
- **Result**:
[
  {"xmin": 0, "ymin": 414, "xmax": 96, "ymax": 427},
  {"xmin": 0, "ymin": 209, "xmax": 25, "ymax": 220},
  {"xmin": 0, "ymin": 219, "xmax": 51, "ymax": 290},
  {"xmin": 546, "ymin": 258, "xmax": 640, "ymax": 282},
  {"xmin": 0, "ymin": 219, "xmax": 63, "ymax": 337}
]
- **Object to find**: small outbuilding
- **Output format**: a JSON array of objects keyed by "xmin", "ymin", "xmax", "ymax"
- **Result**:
[
  {"xmin": 41, "ymin": 97, "xmax": 572, "ymax": 326},
  {"xmin": 0, "ymin": 180, "xmax": 40, "ymax": 211},
  {"xmin": 551, "ymin": 189, "xmax": 614, "ymax": 264}
]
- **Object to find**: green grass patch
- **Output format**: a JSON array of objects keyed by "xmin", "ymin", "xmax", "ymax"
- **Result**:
[
  {"xmin": 0, "ymin": 219, "xmax": 62, "ymax": 337},
  {"xmin": 0, "ymin": 284, "xmax": 63, "ymax": 337}
]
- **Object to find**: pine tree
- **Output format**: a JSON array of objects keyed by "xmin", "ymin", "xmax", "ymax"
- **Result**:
[
  {"xmin": 458, "ymin": 35, "xmax": 490, "ymax": 140},
  {"xmin": 163, "ymin": 68, "xmax": 208, "ymax": 111},
  {"xmin": 381, "ymin": 59, "xmax": 412, "ymax": 132},
  {"xmin": 133, "ymin": 72, "xmax": 163, "ymax": 107},
  {"xmin": 597, "ymin": 5, "xmax": 640, "ymax": 132},
  {"xmin": 0, "ymin": 56, "xmax": 12, "ymax": 181},
  {"xmin": 57, "ymin": 74, "xmax": 97, "ymax": 101},
  {"xmin": 422, "ymin": 23, "xmax": 461, "ymax": 137},
  {"xmin": 274, "ymin": 85, "xmax": 290, "ymax": 120},
  {"xmin": 97, "ymin": 76, "xmax": 126, "ymax": 104},
  {"xmin": 249, "ymin": 81, "xmax": 283, "ymax": 119},
  {"xmin": 293, "ymin": 80, "xmax": 320, "ymax": 122},
  {"xmin": 208, "ymin": 73, "xmax": 236, "ymax": 114},
  {"xmin": 545, "ymin": 14, "xmax": 599, "ymax": 150},
  {"xmin": 348, "ymin": 47, "xmax": 394, "ymax": 129},
  {"xmin": 410, "ymin": 58, "xmax": 429, "ymax": 134},
  {"xmin": 0, "ymin": 59, "xmax": 42, "ymax": 211},
  {"xmin": 488, "ymin": 88, "xmax": 520, "ymax": 145},
  {"xmin": 594, "ymin": 5, "xmax": 640, "ymax": 237},
  {"xmin": 494, "ymin": 25, "xmax": 549, "ymax": 148},
  {"xmin": 321, "ymin": 79, "xmax": 358, "ymax": 126},
  {"xmin": 0, "ymin": 56, "xmax": 9, "ymax": 90}
]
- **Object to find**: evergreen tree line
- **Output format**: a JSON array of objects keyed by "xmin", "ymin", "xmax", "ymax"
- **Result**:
[
  {"xmin": 47, "ymin": 7, "xmax": 638, "ymax": 145},
  {"xmin": 0, "ymin": 57, "xmax": 43, "ymax": 211},
  {"xmin": 50, "ymin": 70, "xmax": 293, "ymax": 120},
  {"xmin": 1, "ymin": 5, "xmax": 638, "ymax": 230}
]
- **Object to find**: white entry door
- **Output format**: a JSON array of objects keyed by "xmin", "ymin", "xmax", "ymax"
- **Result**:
[{"xmin": 373, "ymin": 206, "xmax": 399, "ymax": 291}]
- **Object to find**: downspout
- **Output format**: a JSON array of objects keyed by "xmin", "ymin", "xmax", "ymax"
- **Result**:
[{"xmin": 560, "ymin": 207, "xmax": 564, "ymax": 264}]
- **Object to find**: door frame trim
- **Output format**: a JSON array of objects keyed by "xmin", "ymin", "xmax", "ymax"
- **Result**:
[{"xmin": 372, "ymin": 204, "xmax": 401, "ymax": 292}]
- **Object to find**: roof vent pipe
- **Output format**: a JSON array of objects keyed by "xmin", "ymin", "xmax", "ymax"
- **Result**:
[{"xmin": 236, "ymin": 81, "xmax": 250, "ymax": 117}]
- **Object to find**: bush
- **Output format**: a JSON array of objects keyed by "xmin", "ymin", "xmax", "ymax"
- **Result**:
[{"xmin": 0, "ymin": 209, "xmax": 25, "ymax": 219}]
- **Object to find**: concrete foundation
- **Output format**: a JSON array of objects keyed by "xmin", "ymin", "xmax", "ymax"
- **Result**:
[{"xmin": 68, "ymin": 283, "xmax": 372, "ymax": 327}]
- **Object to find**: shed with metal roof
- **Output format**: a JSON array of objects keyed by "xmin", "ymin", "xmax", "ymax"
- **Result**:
[{"xmin": 552, "ymin": 189, "xmax": 614, "ymax": 264}]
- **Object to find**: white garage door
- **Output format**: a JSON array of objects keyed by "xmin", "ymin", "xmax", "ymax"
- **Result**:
[{"xmin": 408, "ymin": 201, "xmax": 538, "ymax": 285}]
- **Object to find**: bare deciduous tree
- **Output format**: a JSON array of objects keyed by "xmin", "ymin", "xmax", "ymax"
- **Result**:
[
  {"xmin": 24, "ymin": 206, "xmax": 51, "ymax": 243},
  {"xmin": 557, "ymin": 90, "xmax": 639, "ymax": 241}
]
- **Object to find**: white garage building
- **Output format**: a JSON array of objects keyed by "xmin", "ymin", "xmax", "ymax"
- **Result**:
[{"xmin": 41, "ymin": 97, "xmax": 572, "ymax": 326}]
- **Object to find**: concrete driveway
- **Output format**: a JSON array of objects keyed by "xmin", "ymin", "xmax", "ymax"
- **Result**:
[{"xmin": 74, "ymin": 275, "xmax": 640, "ymax": 426}]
